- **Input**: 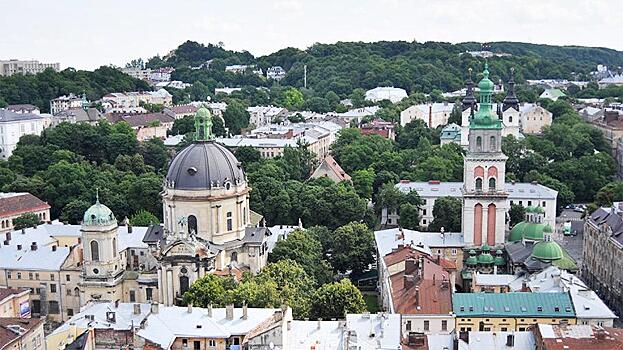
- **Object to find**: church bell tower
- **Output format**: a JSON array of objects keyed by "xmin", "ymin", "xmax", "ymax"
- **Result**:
[{"xmin": 461, "ymin": 63, "xmax": 509, "ymax": 247}]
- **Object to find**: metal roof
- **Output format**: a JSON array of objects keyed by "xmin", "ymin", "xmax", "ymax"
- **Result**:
[{"xmin": 453, "ymin": 292, "xmax": 575, "ymax": 318}]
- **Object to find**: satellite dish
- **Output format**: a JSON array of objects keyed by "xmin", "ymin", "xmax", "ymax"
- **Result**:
[{"xmin": 269, "ymin": 342, "xmax": 275, "ymax": 349}]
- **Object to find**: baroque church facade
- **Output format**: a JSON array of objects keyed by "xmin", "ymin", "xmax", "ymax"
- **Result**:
[{"xmin": 79, "ymin": 107, "xmax": 270, "ymax": 307}]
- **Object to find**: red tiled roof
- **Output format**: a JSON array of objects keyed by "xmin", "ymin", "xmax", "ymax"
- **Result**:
[
  {"xmin": 168, "ymin": 105, "xmax": 197, "ymax": 115},
  {"xmin": 0, "ymin": 193, "xmax": 49, "ymax": 218},
  {"xmin": 0, "ymin": 318, "xmax": 43, "ymax": 349},
  {"xmin": 108, "ymin": 113, "xmax": 175, "ymax": 127},
  {"xmin": 542, "ymin": 326, "xmax": 623, "ymax": 350},
  {"xmin": 319, "ymin": 155, "xmax": 351, "ymax": 181},
  {"xmin": 384, "ymin": 246, "xmax": 457, "ymax": 270},
  {"xmin": 0, "ymin": 288, "xmax": 28, "ymax": 303},
  {"xmin": 385, "ymin": 247, "xmax": 453, "ymax": 315}
]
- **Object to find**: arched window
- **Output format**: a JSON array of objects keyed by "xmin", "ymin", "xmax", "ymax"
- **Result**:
[
  {"xmin": 188, "ymin": 215, "xmax": 197, "ymax": 235},
  {"xmin": 476, "ymin": 136, "xmax": 482, "ymax": 151},
  {"xmin": 509, "ymin": 116, "xmax": 513, "ymax": 123},
  {"xmin": 73, "ymin": 287, "xmax": 80, "ymax": 297},
  {"xmin": 231, "ymin": 252, "xmax": 238, "ymax": 263},
  {"xmin": 90, "ymin": 240, "xmax": 99, "ymax": 261},
  {"xmin": 489, "ymin": 177, "xmax": 496, "ymax": 191},
  {"xmin": 112, "ymin": 238, "xmax": 117, "ymax": 257},
  {"xmin": 476, "ymin": 178, "xmax": 483, "ymax": 191},
  {"xmin": 489, "ymin": 136, "xmax": 496, "ymax": 151},
  {"xmin": 474, "ymin": 166, "xmax": 484, "ymax": 178}
]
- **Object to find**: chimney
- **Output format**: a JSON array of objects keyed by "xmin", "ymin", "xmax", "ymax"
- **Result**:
[
  {"xmin": 52, "ymin": 245, "xmax": 57, "ymax": 252},
  {"xmin": 317, "ymin": 318, "xmax": 322, "ymax": 329},
  {"xmin": 17, "ymin": 245, "xmax": 22, "ymax": 251},
  {"xmin": 415, "ymin": 287, "xmax": 420, "ymax": 308},
  {"xmin": 429, "ymin": 104, "xmax": 433, "ymax": 128},
  {"xmin": 106, "ymin": 311, "xmax": 116, "ymax": 323},
  {"xmin": 405, "ymin": 258, "xmax": 417, "ymax": 274},
  {"xmin": 187, "ymin": 303, "xmax": 193, "ymax": 314},
  {"xmin": 150, "ymin": 303, "xmax": 159, "ymax": 314},
  {"xmin": 404, "ymin": 275, "xmax": 415, "ymax": 289},
  {"xmin": 21, "ymin": 228, "xmax": 25, "ymax": 235},
  {"xmin": 133, "ymin": 303, "xmax": 141, "ymax": 315},
  {"xmin": 243, "ymin": 303, "xmax": 248, "ymax": 320},
  {"xmin": 506, "ymin": 334, "xmax": 515, "ymax": 347},
  {"xmin": 128, "ymin": 224, "xmax": 133, "ymax": 233},
  {"xmin": 115, "ymin": 300, "xmax": 120, "ymax": 308},
  {"xmin": 5, "ymin": 232, "xmax": 11, "ymax": 241},
  {"xmin": 226, "ymin": 304, "xmax": 234, "ymax": 320},
  {"xmin": 31, "ymin": 242, "xmax": 37, "ymax": 251},
  {"xmin": 207, "ymin": 304, "xmax": 213, "ymax": 317}
]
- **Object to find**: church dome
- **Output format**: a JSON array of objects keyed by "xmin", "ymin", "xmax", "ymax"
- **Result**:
[
  {"xmin": 477, "ymin": 245, "xmax": 494, "ymax": 265},
  {"xmin": 166, "ymin": 141, "xmax": 245, "ymax": 190},
  {"xmin": 466, "ymin": 250, "xmax": 478, "ymax": 266},
  {"xmin": 165, "ymin": 107, "xmax": 245, "ymax": 190},
  {"xmin": 532, "ymin": 240, "xmax": 564, "ymax": 261},
  {"xmin": 83, "ymin": 200, "xmax": 116, "ymax": 226},
  {"xmin": 494, "ymin": 250, "xmax": 506, "ymax": 266}
]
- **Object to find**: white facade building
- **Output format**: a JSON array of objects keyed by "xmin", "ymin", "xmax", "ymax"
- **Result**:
[
  {"xmin": 365, "ymin": 87, "xmax": 408, "ymax": 103},
  {"xmin": 400, "ymin": 102, "xmax": 455, "ymax": 127},
  {"xmin": 50, "ymin": 93, "xmax": 88, "ymax": 115},
  {"xmin": 0, "ymin": 59, "xmax": 60, "ymax": 76},
  {"xmin": 266, "ymin": 66, "xmax": 286, "ymax": 80},
  {"xmin": 247, "ymin": 106, "xmax": 288, "ymax": 127},
  {"xmin": 0, "ymin": 109, "xmax": 47, "ymax": 159}
]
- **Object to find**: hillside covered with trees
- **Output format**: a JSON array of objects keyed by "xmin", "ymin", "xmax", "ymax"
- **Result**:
[{"xmin": 147, "ymin": 40, "xmax": 623, "ymax": 97}]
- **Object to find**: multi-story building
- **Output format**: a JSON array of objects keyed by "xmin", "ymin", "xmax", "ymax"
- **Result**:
[
  {"xmin": 378, "ymin": 245, "xmax": 456, "ymax": 339},
  {"xmin": 106, "ymin": 112, "xmax": 175, "ymax": 141},
  {"xmin": 453, "ymin": 292, "xmax": 576, "ymax": 332},
  {"xmin": 0, "ymin": 109, "xmax": 47, "ymax": 159},
  {"xmin": 52, "ymin": 107, "xmax": 104, "ymax": 126},
  {"xmin": 0, "ymin": 317, "xmax": 44, "ymax": 350},
  {"xmin": 310, "ymin": 155, "xmax": 351, "ymax": 183},
  {"xmin": 534, "ymin": 324, "xmax": 623, "ymax": 349},
  {"xmin": 0, "ymin": 59, "xmax": 59, "ymax": 77},
  {"xmin": 582, "ymin": 204, "xmax": 623, "ymax": 318},
  {"xmin": 121, "ymin": 67, "xmax": 153, "ymax": 81},
  {"xmin": 0, "ymin": 192, "xmax": 50, "ymax": 233},
  {"xmin": 360, "ymin": 118, "xmax": 396, "ymax": 140},
  {"xmin": 101, "ymin": 89, "xmax": 173, "ymax": 111},
  {"xmin": 164, "ymin": 104, "xmax": 198, "ymax": 120},
  {"xmin": 400, "ymin": 102, "xmax": 455, "ymax": 128},
  {"xmin": 247, "ymin": 106, "xmax": 289, "ymax": 127},
  {"xmin": 50, "ymin": 93, "xmax": 88, "ymax": 115},
  {"xmin": 519, "ymin": 103, "xmax": 553, "ymax": 134}
]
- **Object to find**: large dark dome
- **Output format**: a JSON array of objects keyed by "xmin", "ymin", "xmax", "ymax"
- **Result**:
[{"xmin": 166, "ymin": 141, "xmax": 245, "ymax": 190}]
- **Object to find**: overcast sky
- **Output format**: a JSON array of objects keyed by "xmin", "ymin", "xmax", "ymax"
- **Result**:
[{"xmin": 1, "ymin": 0, "xmax": 621, "ymax": 70}]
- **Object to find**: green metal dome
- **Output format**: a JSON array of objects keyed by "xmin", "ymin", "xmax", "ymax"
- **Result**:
[
  {"xmin": 83, "ymin": 197, "xmax": 116, "ymax": 226},
  {"xmin": 466, "ymin": 250, "xmax": 478, "ymax": 266},
  {"xmin": 525, "ymin": 206, "xmax": 545, "ymax": 214},
  {"xmin": 481, "ymin": 243, "xmax": 491, "ymax": 252},
  {"xmin": 478, "ymin": 65, "xmax": 495, "ymax": 91},
  {"xmin": 477, "ymin": 248, "xmax": 494, "ymax": 265},
  {"xmin": 522, "ymin": 223, "xmax": 546, "ymax": 241},
  {"xmin": 543, "ymin": 224, "xmax": 553, "ymax": 233},
  {"xmin": 532, "ymin": 240, "xmax": 564, "ymax": 261},
  {"xmin": 509, "ymin": 221, "xmax": 527, "ymax": 241},
  {"xmin": 494, "ymin": 250, "xmax": 506, "ymax": 266}
]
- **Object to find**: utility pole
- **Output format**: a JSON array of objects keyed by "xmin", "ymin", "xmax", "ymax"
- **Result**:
[{"xmin": 303, "ymin": 64, "xmax": 307, "ymax": 89}]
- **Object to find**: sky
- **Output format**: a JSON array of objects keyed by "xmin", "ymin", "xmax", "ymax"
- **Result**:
[{"xmin": 1, "ymin": 0, "xmax": 621, "ymax": 70}]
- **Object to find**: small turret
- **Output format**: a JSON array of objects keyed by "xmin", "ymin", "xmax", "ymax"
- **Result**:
[
  {"xmin": 462, "ymin": 68, "xmax": 477, "ymax": 112},
  {"xmin": 502, "ymin": 68, "xmax": 519, "ymax": 112}
]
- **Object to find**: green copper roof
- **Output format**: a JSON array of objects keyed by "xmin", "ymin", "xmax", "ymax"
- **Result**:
[
  {"xmin": 509, "ymin": 221, "xmax": 528, "ymax": 242},
  {"xmin": 481, "ymin": 244, "xmax": 491, "ymax": 252},
  {"xmin": 523, "ymin": 223, "xmax": 546, "ymax": 241},
  {"xmin": 532, "ymin": 240, "xmax": 564, "ymax": 261},
  {"xmin": 494, "ymin": 255, "xmax": 506, "ymax": 266},
  {"xmin": 525, "ymin": 206, "xmax": 545, "ymax": 214},
  {"xmin": 478, "ymin": 251, "xmax": 494, "ymax": 264},
  {"xmin": 83, "ymin": 195, "xmax": 116, "ymax": 226},
  {"xmin": 466, "ymin": 250, "xmax": 478, "ymax": 266},
  {"xmin": 543, "ymin": 224, "xmax": 553, "ymax": 233},
  {"xmin": 553, "ymin": 249, "xmax": 578, "ymax": 271},
  {"xmin": 453, "ymin": 292, "xmax": 575, "ymax": 318},
  {"xmin": 194, "ymin": 107, "xmax": 214, "ymax": 141},
  {"xmin": 470, "ymin": 63, "xmax": 502, "ymax": 130}
]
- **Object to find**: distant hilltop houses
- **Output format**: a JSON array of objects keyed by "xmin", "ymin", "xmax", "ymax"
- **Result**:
[{"xmin": 0, "ymin": 59, "xmax": 60, "ymax": 76}]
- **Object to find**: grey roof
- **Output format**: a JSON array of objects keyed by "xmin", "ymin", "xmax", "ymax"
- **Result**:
[
  {"xmin": 0, "ymin": 109, "xmax": 43, "ymax": 122},
  {"xmin": 587, "ymin": 206, "xmax": 623, "ymax": 245},
  {"xmin": 56, "ymin": 108, "xmax": 103, "ymax": 123},
  {"xmin": 165, "ymin": 141, "xmax": 245, "ymax": 190},
  {"xmin": 396, "ymin": 181, "xmax": 558, "ymax": 200},
  {"xmin": 143, "ymin": 224, "xmax": 164, "ymax": 244}
]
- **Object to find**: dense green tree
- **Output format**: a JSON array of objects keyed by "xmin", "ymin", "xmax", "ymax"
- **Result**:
[
  {"xmin": 309, "ymin": 279, "xmax": 367, "ymax": 319},
  {"xmin": 59, "ymin": 199, "xmax": 92, "ymax": 224},
  {"xmin": 351, "ymin": 169, "xmax": 375, "ymax": 199},
  {"xmin": 182, "ymin": 274, "xmax": 237, "ymax": 307},
  {"xmin": 509, "ymin": 203, "xmax": 526, "ymax": 227},
  {"xmin": 140, "ymin": 138, "xmax": 169, "ymax": 172},
  {"xmin": 282, "ymin": 88, "xmax": 304, "ymax": 110},
  {"xmin": 428, "ymin": 197, "xmax": 462, "ymax": 232},
  {"xmin": 222, "ymin": 100, "xmax": 250, "ymax": 135},
  {"xmin": 130, "ymin": 209, "xmax": 160, "ymax": 226},
  {"xmin": 12, "ymin": 213, "xmax": 42, "ymax": 230},
  {"xmin": 170, "ymin": 115, "xmax": 195, "ymax": 135},
  {"xmin": 330, "ymin": 222, "xmax": 374, "ymax": 277},
  {"xmin": 399, "ymin": 203, "xmax": 421, "ymax": 230},
  {"xmin": 269, "ymin": 229, "xmax": 334, "ymax": 286}
]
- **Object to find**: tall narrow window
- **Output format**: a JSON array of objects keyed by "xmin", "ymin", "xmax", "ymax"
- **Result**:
[
  {"xmin": 188, "ymin": 215, "xmax": 197, "ymax": 235},
  {"xmin": 112, "ymin": 238, "xmax": 117, "ymax": 257},
  {"xmin": 489, "ymin": 178, "xmax": 496, "ymax": 191},
  {"xmin": 476, "ymin": 136, "xmax": 482, "ymax": 151},
  {"xmin": 227, "ymin": 212, "xmax": 233, "ymax": 231},
  {"xmin": 476, "ymin": 178, "xmax": 483, "ymax": 191},
  {"xmin": 490, "ymin": 136, "xmax": 496, "ymax": 151},
  {"xmin": 90, "ymin": 240, "xmax": 99, "ymax": 261}
]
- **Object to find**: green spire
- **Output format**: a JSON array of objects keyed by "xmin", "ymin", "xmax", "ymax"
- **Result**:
[
  {"xmin": 194, "ymin": 107, "xmax": 214, "ymax": 141},
  {"xmin": 470, "ymin": 62, "xmax": 502, "ymax": 129}
]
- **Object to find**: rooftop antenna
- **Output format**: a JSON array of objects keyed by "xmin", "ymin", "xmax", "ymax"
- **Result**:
[{"xmin": 303, "ymin": 65, "xmax": 307, "ymax": 89}]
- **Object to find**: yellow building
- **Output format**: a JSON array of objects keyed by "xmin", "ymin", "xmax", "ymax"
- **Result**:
[
  {"xmin": 0, "ymin": 288, "xmax": 30, "ymax": 318},
  {"xmin": 453, "ymin": 292, "xmax": 576, "ymax": 332}
]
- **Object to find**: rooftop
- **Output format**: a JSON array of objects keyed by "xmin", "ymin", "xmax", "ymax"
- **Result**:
[
  {"xmin": 0, "ymin": 109, "xmax": 43, "ymax": 123},
  {"xmin": 375, "ymin": 228, "xmax": 465, "ymax": 261},
  {"xmin": 0, "ymin": 192, "xmax": 49, "ymax": 218},
  {"xmin": 50, "ymin": 302, "xmax": 151, "ymax": 336},
  {"xmin": 538, "ymin": 324, "xmax": 623, "ymax": 350},
  {"xmin": 0, "ymin": 317, "xmax": 43, "ymax": 349},
  {"xmin": 453, "ymin": 292, "xmax": 575, "ymax": 318},
  {"xmin": 395, "ymin": 180, "xmax": 558, "ymax": 200}
]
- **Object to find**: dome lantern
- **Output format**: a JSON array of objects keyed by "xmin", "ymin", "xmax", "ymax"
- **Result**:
[{"xmin": 82, "ymin": 190, "xmax": 116, "ymax": 226}]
